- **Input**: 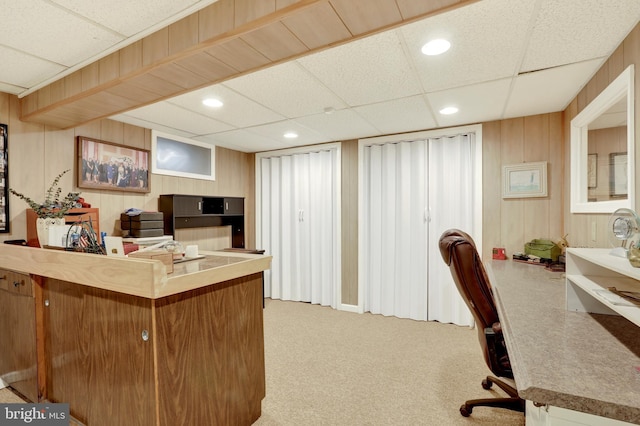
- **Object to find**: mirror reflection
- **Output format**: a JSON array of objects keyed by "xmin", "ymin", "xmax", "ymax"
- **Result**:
[
  {"xmin": 570, "ymin": 64, "xmax": 634, "ymax": 214},
  {"xmin": 587, "ymin": 96, "xmax": 627, "ymax": 202}
]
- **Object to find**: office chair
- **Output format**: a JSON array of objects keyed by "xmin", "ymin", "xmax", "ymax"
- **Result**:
[{"xmin": 438, "ymin": 229, "xmax": 525, "ymax": 417}]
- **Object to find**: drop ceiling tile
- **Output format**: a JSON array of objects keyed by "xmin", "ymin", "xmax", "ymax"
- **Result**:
[
  {"xmin": 109, "ymin": 114, "xmax": 199, "ymax": 139},
  {"xmin": 426, "ymin": 79, "xmax": 512, "ymax": 127},
  {"xmin": 521, "ymin": 0, "xmax": 640, "ymax": 72},
  {"xmin": 400, "ymin": 0, "xmax": 536, "ymax": 92},
  {"xmin": 121, "ymin": 102, "xmax": 234, "ymax": 135},
  {"xmin": 167, "ymin": 85, "xmax": 286, "ymax": 128},
  {"xmin": 195, "ymin": 129, "xmax": 288, "ymax": 153},
  {"xmin": 0, "ymin": 46, "xmax": 66, "ymax": 89},
  {"xmin": 297, "ymin": 29, "xmax": 422, "ymax": 107},
  {"xmin": 294, "ymin": 108, "xmax": 381, "ymax": 142},
  {"xmin": 223, "ymin": 62, "xmax": 347, "ymax": 118},
  {"xmin": 0, "ymin": 0, "xmax": 123, "ymax": 66},
  {"xmin": 505, "ymin": 59, "xmax": 603, "ymax": 119},
  {"xmin": 353, "ymin": 95, "xmax": 437, "ymax": 135},
  {"xmin": 245, "ymin": 120, "xmax": 329, "ymax": 147},
  {"xmin": 50, "ymin": 0, "xmax": 217, "ymax": 37}
]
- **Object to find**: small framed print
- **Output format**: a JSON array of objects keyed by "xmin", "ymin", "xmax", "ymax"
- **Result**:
[
  {"xmin": 588, "ymin": 153, "xmax": 597, "ymax": 189},
  {"xmin": 502, "ymin": 161, "xmax": 548, "ymax": 199},
  {"xmin": 609, "ymin": 152, "xmax": 628, "ymax": 198}
]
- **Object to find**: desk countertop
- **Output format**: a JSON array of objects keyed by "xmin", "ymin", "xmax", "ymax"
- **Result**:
[
  {"xmin": 0, "ymin": 244, "xmax": 271, "ymax": 299},
  {"xmin": 487, "ymin": 260, "xmax": 640, "ymax": 424}
]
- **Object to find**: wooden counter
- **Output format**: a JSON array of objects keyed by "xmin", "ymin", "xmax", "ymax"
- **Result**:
[{"xmin": 0, "ymin": 245, "xmax": 272, "ymax": 426}]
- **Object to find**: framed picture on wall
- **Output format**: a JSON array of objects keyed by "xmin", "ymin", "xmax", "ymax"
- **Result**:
[
  {"xmin": 0, "ymin": 124, "xmax": 8, "ymax": 233},
  {"xmin": 609, "ymin": 152, "xmax": 628, "ymax": 198},
  {"xmin": 588, "ymin": 154, "xmax": 597, "ymax": 189},
  {"xmin": 502, "ymin": 161, "xmax": 548, "ymax": 199},
  {"xmin": 77, "ymin": 136, "xmax": 150, "ymax": 193}
]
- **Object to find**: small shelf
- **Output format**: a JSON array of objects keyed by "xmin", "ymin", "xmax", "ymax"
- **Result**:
[
  {"xmin": 158, "ymin": 194, "xmax": 245, "ymax": 248},
  {"xmin": 566, "ymin": 248, "xmax": 640, "ymax": 328}
]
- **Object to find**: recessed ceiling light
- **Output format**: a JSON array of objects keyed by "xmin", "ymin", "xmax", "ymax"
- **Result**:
[
  {"xmin": 284, "ymin": 132, "xmax": 298, "ymax": 139},
  {"xmin": 202, "ymin": 98, "xmax": 223, "ymax": 108},
  {"xmin": 439, "ymin": 106, "xmax": 459, "ymax": 115},
  {"xmin": 421, "ymin": 39, "xmax": 451, "ymax": 56}
]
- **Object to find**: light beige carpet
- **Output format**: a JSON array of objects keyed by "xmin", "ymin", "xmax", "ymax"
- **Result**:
[
  {"xmin": 254, "ymin": 299, "xmax": 525, "ymax": 426},
  {"xmin": 0, "ymin": 299, "xmax": 525, "ymax": 425}
]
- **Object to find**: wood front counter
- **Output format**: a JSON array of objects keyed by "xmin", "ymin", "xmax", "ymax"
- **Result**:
[{"xmin": 0, "ymin": 245, "xmax": 272, "ymax": 426}]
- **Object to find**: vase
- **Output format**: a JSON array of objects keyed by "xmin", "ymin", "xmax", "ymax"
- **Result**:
[{"xmin": 36, "ymin": 217, "xmax": 66, "ymax": 248}]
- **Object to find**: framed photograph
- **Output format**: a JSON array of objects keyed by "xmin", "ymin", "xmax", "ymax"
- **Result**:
[
  {"xmin": 77, "ymin": 136, "xmax": 150, "ymax": 193},
  {"xmin": 151, "ymin": 130, "xmax": 215, "ymax": 181},
  {"xmin": 609, "ymin": 152, "xmax": 628, "ymax": 198},
  {"xmin": 588, "ymin": 154, "xmax": 597, "ymax": 189},
  {"xmin": 502, "ymin": 161, "xmax": 548, "ymax": 199},
  {"xmin": 0, "ymin": 124, "xmax": 8, "ymax": 233}
]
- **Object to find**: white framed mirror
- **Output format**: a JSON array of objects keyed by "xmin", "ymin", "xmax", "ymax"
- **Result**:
[{"xmin": 571, "ymin": 65, "xmax": 635, "ymax": 213}]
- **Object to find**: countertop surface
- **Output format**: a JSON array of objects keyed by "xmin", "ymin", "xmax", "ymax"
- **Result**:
[
  {"xmin": 487, "ymin": 259, "xmax": 640, "ymax": 424},
  {"xmin": 0, "ymin": 244, "xmax": 272, "ymax": 299}
]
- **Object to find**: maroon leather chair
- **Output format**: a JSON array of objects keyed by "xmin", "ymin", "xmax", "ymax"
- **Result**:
[{"xmin": 438, "ymin": 229, "xmax": 524, "ymax": 417}]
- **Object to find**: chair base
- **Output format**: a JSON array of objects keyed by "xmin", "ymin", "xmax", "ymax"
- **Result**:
[{"xmin": 459, "ymin": 375, "xmax": 525, "ymax": 417}]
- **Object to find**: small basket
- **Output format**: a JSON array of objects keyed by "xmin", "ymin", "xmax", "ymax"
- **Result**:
[{"xmin": 524, "ymin": 239, "xmax": 560, "ymax": 261}]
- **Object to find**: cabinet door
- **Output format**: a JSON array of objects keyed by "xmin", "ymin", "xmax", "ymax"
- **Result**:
[
  {"xmin": 174, "ymin": 196, "xmax": 203, "ymax": 216},
  {"xmin": 0, "ymin": 270, "xmax": 37, "ymax": 402},
  {"xmin": 224, "ymin": 197, "xmax": 244, "ymax": 215},
  {"xmin": 45, "ymin": 278, "xmax": 155, "ymax": 425}
]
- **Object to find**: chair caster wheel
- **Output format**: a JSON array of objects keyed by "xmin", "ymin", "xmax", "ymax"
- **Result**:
[
  {"xmin": 482, "ymin": 378, "xmax": 493, "ymax": 390},
  {"xmin": 460, "ymin": 404, "xmax": 472, "ymax": 417}
]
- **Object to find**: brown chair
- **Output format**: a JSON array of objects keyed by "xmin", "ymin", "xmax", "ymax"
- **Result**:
[{"xmin": 438, "ymin": 229, "xmax": 525, "ymax": 417}]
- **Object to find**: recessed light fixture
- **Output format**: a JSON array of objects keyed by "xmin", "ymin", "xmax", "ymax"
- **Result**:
[
  {"xmin": 202, "ymin": 98, "xmax": 223, "ymax": 108},
  {"xmin": 439, "ymin": 106, "xmax": 459, "ymax": 115},
  {"xmin": 284, "ymin": 132, "xmax": 298, "ymax": 139},
  {"xmin": 421, "ymin": 39, "xmax": 451, "ymax": 56}
]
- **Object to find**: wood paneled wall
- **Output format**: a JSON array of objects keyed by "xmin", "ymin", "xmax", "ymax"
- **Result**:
[
  {"xmin": 0, "ymin": 93, "xmax": 254, "ymax": 252},
  {"xmin": 563, "ymin": 22, "xmax": 640, "ymax": 248},
  {"xmin": 482, "ymin": 113, "xmax": 564, "ymax": 260}
]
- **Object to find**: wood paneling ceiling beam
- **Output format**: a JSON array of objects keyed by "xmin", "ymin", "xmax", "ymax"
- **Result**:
[{"xmin": 19, "ymin": 0, "xmax": 478, "ymax": 129}]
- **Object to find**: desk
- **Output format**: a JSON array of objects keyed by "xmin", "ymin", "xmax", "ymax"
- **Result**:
[
  {"xmin": 0, "ymin": 245, "xmax": 272, "ymax": 425},
  {"xmin": 487, "ymin": 258, "xmax": 640, "ymax": 425}
]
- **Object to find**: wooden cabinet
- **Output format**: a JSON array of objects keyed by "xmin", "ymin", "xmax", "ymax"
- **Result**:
[
  {"xmin": 42, "ymin": 271, "xmax": 264, "ymax": 425},
  {"xmin": 223, "ymin": 197, "xmax": 243, "ymax": 215},
  {"xmin": 159, "ymin": 195, "xmax": 244, "ymax": 248},
  {"xmin": 173, "ymin": 195, "xmax": 203, "ymax": 215},
  {"xmin": 44, "ymin": 278, "xmax": 155, "ymax": 425},
  {"xmin": 26, "ymin": 208, "xmax": 100, "ymax": 247},
  {"xmin": 0, "ymin": 269, "xmax": 37, "ymax": 402}
]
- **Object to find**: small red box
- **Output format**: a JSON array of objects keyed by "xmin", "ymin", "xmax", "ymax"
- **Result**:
[
  {"xmin": 123, "ymin": 243, "xmax": 139, "ymax": 255},
  {"xmin": 492, "ymin": 247, "xmax": 506, "ymax": 260}
]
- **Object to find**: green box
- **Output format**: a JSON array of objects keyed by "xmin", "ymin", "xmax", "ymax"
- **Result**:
[{"xmin": 524, "ymin": 239, "xmax": 561, "ymax": 261}]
